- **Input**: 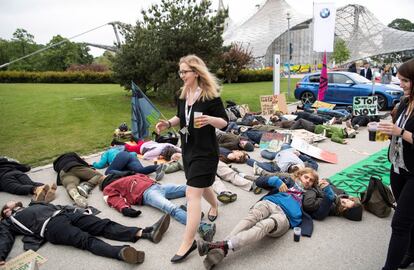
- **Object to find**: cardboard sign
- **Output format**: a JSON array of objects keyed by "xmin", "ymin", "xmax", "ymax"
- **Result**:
[
  {"xmin": 1, "ymin": 250, "xmax": 47, "ymax": 270},
  {"xmin": 291, "ymin": 137, "xmax": 338, "ymax": 164},
  {"xmin": 281, "ymin": 129, "xmax": 327, "ymax": 144},
  {"xmin": 260, "ymin": 94, "xmax": 288, "ymax": 115},
  {"xmin": 353, "ymin": 96, "xmax": 378, "ymax": 116},
  {"xmin": 312, "ymin": 100, "xmax": 335, "ymax": 109},
  {"xmin": 259, "ymin": 132, "xmax": 292, "ymax": 152}
]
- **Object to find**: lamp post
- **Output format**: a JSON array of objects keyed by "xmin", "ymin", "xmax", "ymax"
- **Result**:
[{"xmin": 287, "ymin": 12, "xmax": 291, "ymax": 99}]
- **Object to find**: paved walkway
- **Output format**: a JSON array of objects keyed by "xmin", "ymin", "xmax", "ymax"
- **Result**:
[{"xmin": 1, "ymin": 117, "xmax": 392, "ymax": 270}]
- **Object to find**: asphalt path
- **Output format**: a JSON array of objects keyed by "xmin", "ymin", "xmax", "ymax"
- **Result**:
[{"xmin": 0, "ymin": 110, "xmax": 393, "ymax": 270}]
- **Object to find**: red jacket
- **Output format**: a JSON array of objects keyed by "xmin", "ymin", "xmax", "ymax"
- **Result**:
[{"xmin": 103, "ymin": 174, "xmax": 155, "ymax": 212}]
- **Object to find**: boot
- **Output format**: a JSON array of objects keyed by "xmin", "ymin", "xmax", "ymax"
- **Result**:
[
  {"xmin": 197, "ymin": 239, "xmax": 228, "ymax": 256},
  {"xmin": 197, "ymin": 223, "xmax": 216, "ymax": 242},
  {"xmin": 77, "ymin": 182, "xmax": 94, "ymax": 198},
  {"xmin": 141, "ymin": 214, "xmax": 170, "ymax": 243},
  {"xmin": 118, "ymin": 246, "xmax": 145, "ymax": 264},
  {"xmin": 44, "ymin": 183, "xmax": 57, "ymax": 203},
  {"xmin": 33, "ymin": 185, "xmax": 49, "ymax": 202},
  {"xmin": 69, "ymin": 188, "xmax": 88, "ymax": 208},
  {"xmin": 155, "ymin": 164, "xmax": 166, "ymax": 181}
]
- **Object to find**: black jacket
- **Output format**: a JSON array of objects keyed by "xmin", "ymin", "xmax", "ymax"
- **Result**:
[
  {"xmin": 0, "ymin": 158, "xmax": 30, "ymax": 180},
  {"xmin": 391, "ymin": 98, "xmax": 414, "ymax": 174},
  {"xmin": 360, "ymin": 68, "xmax": 373, "ymax": 80},
  {"xmin": 53, "ymin": 152, "xmax": 90, "ymax": 185}
]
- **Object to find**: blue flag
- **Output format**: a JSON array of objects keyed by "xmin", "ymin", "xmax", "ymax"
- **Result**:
[{"xmin": 131, "ymin": 81, "xmax": 161, "ymax": 140}]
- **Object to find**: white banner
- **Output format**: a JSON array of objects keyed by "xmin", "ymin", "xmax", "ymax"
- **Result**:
[
  {"xmin": 273, "ymin": 54, "xmax": 280, "ymax": 95},
  {"xmin": 313, "ymin": 2, "xmax": 336, "ymax": 52}
]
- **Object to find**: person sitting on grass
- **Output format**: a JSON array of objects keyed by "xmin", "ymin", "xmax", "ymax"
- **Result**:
[
  {"xmin": 92, "ymin": 143, "xmax": 166, "ymax": 181},
  {"xmin": 100, "ymin": 173, "xmax": 216, "ymax": 242},
  {"xmin": 0, "ymin": 157, "xmax": 56, "ymax": 202},
  {"xmin": 0, "ymin": 200, "xmax": 170, "ymax": 266},
  {"xmin": 197, "ymin": 168, "xmax": 318, "ymax": 270}
]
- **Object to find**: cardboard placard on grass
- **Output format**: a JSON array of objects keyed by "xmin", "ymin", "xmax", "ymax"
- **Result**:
[{"xmin": 260, "ymin": 94, "xmax": 288, "ymax": 115}]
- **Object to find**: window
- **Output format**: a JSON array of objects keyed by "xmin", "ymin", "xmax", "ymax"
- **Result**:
[
  {"xmin": 309, "ymin": 75, "xmax": 320, "ymax": 83},
  {"xmin": 332, "ymin": 74, "xmax": 351, "ymax": 84}
]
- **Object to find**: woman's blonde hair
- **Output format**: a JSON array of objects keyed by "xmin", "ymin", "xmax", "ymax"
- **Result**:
[
  {"xmin": 292, "ymin": 167, "xmax": 319, "ymax": 188},
  {"xmin": 178, "ymin": 54, "xmax": 221, "ymax": 101}
]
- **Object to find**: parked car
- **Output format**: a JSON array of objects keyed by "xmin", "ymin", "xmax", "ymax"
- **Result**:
[{"xmin": 294, "ymin": 71, "xmax": 404, "ymax": 110}]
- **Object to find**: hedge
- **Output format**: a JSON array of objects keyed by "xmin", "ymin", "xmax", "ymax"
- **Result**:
[
  {"xmin": 0, "ymin": 71, "xmax": 115, "ymax": 83},
  {"xmin": 217, "ymin": 69, "xmax": 273, "ymax": 83}
]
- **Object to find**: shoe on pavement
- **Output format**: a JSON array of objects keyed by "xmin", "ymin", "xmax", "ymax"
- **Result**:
[
  {"xmin": 141, "ymin": 214, "xmax": 170, "ymax": 243},
  {"xmin": 203, "ymin": 248, "xmax": 226, "ymax": 270},
  {"xmin": 198, "ymin": 223, "xmax": 216, "ymax": 242},
  {"xmin": 155, "ymin": 164, "xmax": 166, "ymax": 181},
  {"xmin": 69, "ymin": 189, "xmax": 88, "ymax": 208},
  {"xmin": 77, "ymin": 182, "xmax": 93, "ymax": 198},
  {"xmin": 119, "ymin": 246, "xmax": 145, "ymax": 264},
  {"xmin": 217, "ymin": 191, "xmax": 237, "ymax": 204}
]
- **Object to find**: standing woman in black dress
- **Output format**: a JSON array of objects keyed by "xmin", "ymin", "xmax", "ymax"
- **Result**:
[
  {"xmin": 378, "ymin": 58, "xmax": 414, "ymax": 270},
  {"xmin": 156, "ymin": 54, "xmax": 228, "ymax": 263}
]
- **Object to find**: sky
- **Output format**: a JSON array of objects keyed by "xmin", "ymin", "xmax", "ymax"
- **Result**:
[{"xmin": 0, "ymin": 0, "xmax": 413, "ymax": 57}]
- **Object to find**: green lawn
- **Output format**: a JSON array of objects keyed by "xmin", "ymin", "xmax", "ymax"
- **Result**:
[{"xmin": 0, "ymin": 79, "xmax": 299, "ymax": 165}]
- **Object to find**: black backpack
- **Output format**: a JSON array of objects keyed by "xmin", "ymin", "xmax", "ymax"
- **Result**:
[
  {"xmin": 360, "ymin": 175, "xmax": 396, "ymax": 218},
  {"xmin": 152, "ymin": 131, "xmax": 179, "ymax": 146}
]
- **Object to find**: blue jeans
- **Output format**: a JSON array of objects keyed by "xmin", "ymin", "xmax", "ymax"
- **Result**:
[
  {"xmin": 142, "ymin": 184, "xmax": 188, "ymax": 225},
  {"xmin": 247, "ymin": 158, "xmax": 280, "ymax": 173},
  {"xmin": 105, "ymin": 151, "xmax": 158, "ymax": 175},
  {"xmin": 242, "ymin": 130, "xmax": 264, "ymax": 144}
]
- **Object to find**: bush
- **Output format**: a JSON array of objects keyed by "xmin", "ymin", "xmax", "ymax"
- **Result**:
[
  {"xmin": 217, "ymin": 69, "xmax": 273, "ymax": 83},
  {"xmin": 0, "ymin": 71, "xmax": 115, "ymax": 83}
]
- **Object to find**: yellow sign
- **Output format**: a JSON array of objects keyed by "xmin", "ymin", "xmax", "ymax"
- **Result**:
[{"xmin": 312, "ymin": 101, "xmax": 336, "ymax": 109}]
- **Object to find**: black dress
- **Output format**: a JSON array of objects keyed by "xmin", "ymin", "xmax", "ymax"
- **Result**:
[{"xmin": 177, "ymin": 97, "xmax": 228, "ymax": 188}]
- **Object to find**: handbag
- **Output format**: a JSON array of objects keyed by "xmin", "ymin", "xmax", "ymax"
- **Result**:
[
  {"xmin": 360, "ymin": 175, "xmax": 396, "ymax": 218},
  {"xmin": 152, "ymin": 131, "xmax": 179, "ymax": 146}
]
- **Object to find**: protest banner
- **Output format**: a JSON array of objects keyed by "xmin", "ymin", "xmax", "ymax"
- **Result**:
[
  {"xmin": 260, "ymin": 94, "xmax": 288, "ymax": 115},
  {"xmin": 291, "ymin": 137, "xmax": 338, "ymax": 163},
  {"xmin": 353, "ymin": 96, "xmax": 378, "ymax": 116},
  {"xmin": 312, "ymin": 100, "xmax": 336, "ymax": 109},
  {"xmin": 259, "ymin": 132, "xmax": 292, "ymax": 152},
  {"xmin": 1, "ymin": 250, "xmax": 47, "ymax": 270}
]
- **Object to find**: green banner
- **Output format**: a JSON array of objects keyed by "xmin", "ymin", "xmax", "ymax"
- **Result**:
[{"xmin": 328, "ymin": 148, "xmax": 391, "ymax": 197}]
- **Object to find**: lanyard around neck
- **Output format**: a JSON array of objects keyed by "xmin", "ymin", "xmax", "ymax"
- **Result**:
[{"xmin": 185, "ymin": 87, "xmax": 201, "ymax": 128}]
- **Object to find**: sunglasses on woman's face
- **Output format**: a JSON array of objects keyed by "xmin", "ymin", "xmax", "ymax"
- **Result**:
[{"xmin": 178, "ymin": 70, "xmax": 194, "ymax": 76}]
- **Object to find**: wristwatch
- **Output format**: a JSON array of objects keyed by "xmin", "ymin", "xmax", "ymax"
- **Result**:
[{"xmin": 400, "ymin": 128, "xmax": 405, "ymax": 137}]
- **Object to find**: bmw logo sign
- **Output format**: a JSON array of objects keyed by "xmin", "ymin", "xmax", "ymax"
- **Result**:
[{"xmin": 320, "ymin": 8, "xmax": 330, "ymax": 19}]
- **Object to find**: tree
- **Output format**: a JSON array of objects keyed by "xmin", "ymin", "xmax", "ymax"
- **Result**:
[
  {"xmin": 7, "ymin": 28, "xmax": 43, "ymax": 71},
  {"xmin": 38, "ymin": 35, "xmax": 93, "ymax": 71},
  {"xmin": 93, "ymin": 51, "xmax": 115, "ymax": 70},
  {"xmin": 113, "ymin": 0, "xmax": 227, "ymax": 100},
  {"xmin": 220, "ymin": 42, "xmax": 253, "ymax": 83},
  {"xmin": 388, "ymin": 18, "xmax": 414, "ymax": 32},
  {"xmin": 331, "ymin": 39, "xmax": 350, "ymax": 65}
]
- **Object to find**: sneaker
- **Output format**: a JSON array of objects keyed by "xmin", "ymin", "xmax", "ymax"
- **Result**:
[
  {"xmin": 354, "ymin": 124, "xmax": 360, "ymax": 130},
  {"xmin": 203, "ymin": 248, "xmax": 226, "ymax": 270},
  {"xmin": 217, "ymin": 191, "xmax": 237, "ymax": 204},
  {"xmin": 77, "ymin": 182, "xmax": 93, "ymax": 198},
  {"xmin": 253, "ymin": 162, "xmax": 263, "ymax": 176},
  {"xmin": 155, "ymin": 164, "xmax": 166, "ymax": 181},
  {"xmin": 197, "ymin": 239, "xmax": 229, "ymax": 256},
  {"xmin": 119, "ymin": 246, "xmax": 145, "ymax": 264},
  {"xmin": 198, "ymin": 223, "xmax": 216, "ymax": 242},
  {"xmin": 250, "ymin": 181, "xmax": 263, "ymax": 195},
  {"xmin": 327, "ymin": 117, "xmax": 336, "ymax": 125},
  {"xmin": 69, "ymin": 189, "xmax": 88, "ymax": 208}
]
